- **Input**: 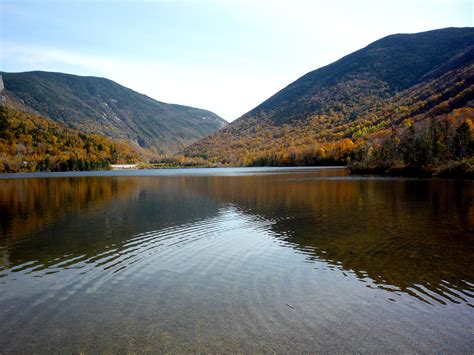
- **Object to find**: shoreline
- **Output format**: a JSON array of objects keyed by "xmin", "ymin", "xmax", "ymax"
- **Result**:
[
  {"xmin": 0, "ymin": 166, "xmax": 344, "ymax": 179},
  {"xmin": 0, "ymin": 164, "xmax": 472, "ymax": 180},
  {"xmin": 348, "ymin": 165, "xmax": 474, "ymax": 180}
]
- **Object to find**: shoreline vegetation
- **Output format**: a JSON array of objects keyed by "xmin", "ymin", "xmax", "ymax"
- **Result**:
[
  {"xmin": 1, "ymin": 103, "xmax": 472, "ymax": 179},
  {"xmin": 347, "ymin": 116, "xmax": 473, "ymax": 179},
  {"xmin": 348, "ymin": 158, "xmax": 474, "ymax": 179}
]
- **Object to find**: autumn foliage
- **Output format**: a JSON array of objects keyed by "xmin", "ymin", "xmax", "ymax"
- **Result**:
[
  {"xmin": 0, "ymin": 105, "xmax": 141, "ymax": 173},
  {"xmin": 183, "ymin": 63, "xmax": 473, "ymax": 175}
]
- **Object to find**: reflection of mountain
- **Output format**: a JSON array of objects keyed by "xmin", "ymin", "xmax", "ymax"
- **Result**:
[
  {"xmin": 1, "ymin": 170, "xmax": 473, "ymax": 305},
  {"xmin": 0, "ymin": 176, "xmax": 222, "ymax": 269},
  {"xmin": 0, "ymin": 177, "xmax": 137, "ymax": 242},
  {"xmin": 182, "ymin": 171, "xmax": 474, "ymax": 305}
]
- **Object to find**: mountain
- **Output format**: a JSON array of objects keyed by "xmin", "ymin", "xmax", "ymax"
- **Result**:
[
  {"xmin": 246, "ymin": 27, "xmax": 474, "ymax": 123},
  {"xmin": 1, "ymin": 71, "xmax": 227, "ymax": 154},
  {"xmin": 185, "ymin": 27, "xmax": 474, "ymax": 169}
]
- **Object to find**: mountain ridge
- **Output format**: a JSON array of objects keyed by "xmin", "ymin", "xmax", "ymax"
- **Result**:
[
  {"xmin": 1, "ymin": 70, "xmax": 227, "ymax": 154},
  {"xmin": 243, "ymin": 27, "xmax": 474, "ymax": 123},
  {"xmin": 184, "ymin": 27, "xmax": 474, "ymax": 171}
]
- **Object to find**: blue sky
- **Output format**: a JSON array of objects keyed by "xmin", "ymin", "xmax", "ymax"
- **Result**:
[{"xmin": 1, "ymin": 0, "xmax": 472, "ymax": 121}]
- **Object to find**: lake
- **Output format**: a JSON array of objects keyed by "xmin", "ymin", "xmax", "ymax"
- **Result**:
[{"xmin": 0, "ymin": 167, "xmax": 472, "ymax": 353}]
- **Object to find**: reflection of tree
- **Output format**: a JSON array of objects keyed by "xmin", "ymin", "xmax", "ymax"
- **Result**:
[
  {"xmin": 0, "ymin": 248, "xmax": 9, "ymax": 271},
  {"xmin": 0, "ymin": 177, "xmax": 137, "ymax": 242},
  {"xmin": 1, "ymin": 171, "xmax": 472, "ymax": 305},
  {"xmin": 183, "ymin": 171, "xmax": 474, "ymax": 304},
  {"xmin": 0, "ymin": 176, "xmax": 221, "ymax": 269}
]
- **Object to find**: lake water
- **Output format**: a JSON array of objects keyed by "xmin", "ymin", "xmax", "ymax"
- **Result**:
[{"xmin": 0, "ymin": 167, "xmax": 472, "ymax": 353}]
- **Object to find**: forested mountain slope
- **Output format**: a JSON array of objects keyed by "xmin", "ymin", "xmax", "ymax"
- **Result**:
[
  {"xmin": 1, "ymin": 71, "xmax": 227, "ymax": 154},
  {"xmin": 0, "ymin": 104, "xmax": 144, "ymax": 173},
  {"xmin": 185, "ymin": 27, "xmax": 473, "ymax": 173}
]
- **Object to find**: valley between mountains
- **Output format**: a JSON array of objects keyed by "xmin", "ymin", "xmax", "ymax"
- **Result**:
[{"xmin": 1, "ymin": 27, "xmax": 473, "ymax": 177}]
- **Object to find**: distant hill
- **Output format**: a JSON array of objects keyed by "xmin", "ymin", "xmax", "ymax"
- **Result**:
[
  {"xmin": 1, "ymin": 71, "xmax": 227, "ymax": 154},
  {"xmin": 185, "ymin": 27, "xmax": 474, "ymax": 171}
]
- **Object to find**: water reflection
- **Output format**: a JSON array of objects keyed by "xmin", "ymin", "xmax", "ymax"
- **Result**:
[
  {"xmin": 0, "ymin": 176, "xmax": 221, "ymax": 272},
  {"xmin": 1, "ymin": 169, "xmax": 473, "ymax": 309},
  {"xmin": 184, "ymin": 174, "xmax": 474, "ymax": 306},
  {"xmin": 1, "ymin": 168, "xmax": 473, "ymax": 352}
]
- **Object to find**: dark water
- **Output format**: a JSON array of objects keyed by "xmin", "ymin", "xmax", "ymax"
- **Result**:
[{"xmin": 0, "ymin": 167, "xmax": 473, "ymax": 353}]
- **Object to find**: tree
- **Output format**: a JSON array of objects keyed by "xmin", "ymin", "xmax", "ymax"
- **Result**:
[{"xmin": 453, "ymin": 122, "xmax": 471, "ymax": 158}]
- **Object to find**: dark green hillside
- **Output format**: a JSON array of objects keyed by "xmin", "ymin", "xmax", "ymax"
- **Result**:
[{"xmin": 1, "ymin": 71, "xmax": 227, "ymax": 153}]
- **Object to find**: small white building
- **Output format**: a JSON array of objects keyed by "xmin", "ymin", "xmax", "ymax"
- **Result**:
[{"xmin": 110, "ymin": 164, "xmax": 138, "ymax": 170}]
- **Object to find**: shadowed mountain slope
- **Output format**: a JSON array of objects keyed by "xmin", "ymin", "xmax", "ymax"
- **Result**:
[{"xmin": 1, "ymin": 71, "xmax": 227, "ymax": 154}]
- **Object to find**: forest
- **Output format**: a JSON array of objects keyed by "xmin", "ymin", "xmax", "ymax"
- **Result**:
[
  {"xmin": 0, "ymin": 104, "xmax": 142, "ymax": 173},
  {"xmin": 349, "ymin": 111, "xmax": 473, "ymax": 177},
  {"xmin": 182, "ymin": 62, "xmax": 474, "ymax": 177}
]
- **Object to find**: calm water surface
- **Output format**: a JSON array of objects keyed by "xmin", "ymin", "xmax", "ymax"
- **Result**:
[{"xmin": 0, "ymin": 167, "xmax": 473, "ymax": 353}]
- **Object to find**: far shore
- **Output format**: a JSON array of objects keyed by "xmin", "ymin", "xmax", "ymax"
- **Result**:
[{"xmin": 0, "ymin": 164, "xmax": 472, "ymax": 180}]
